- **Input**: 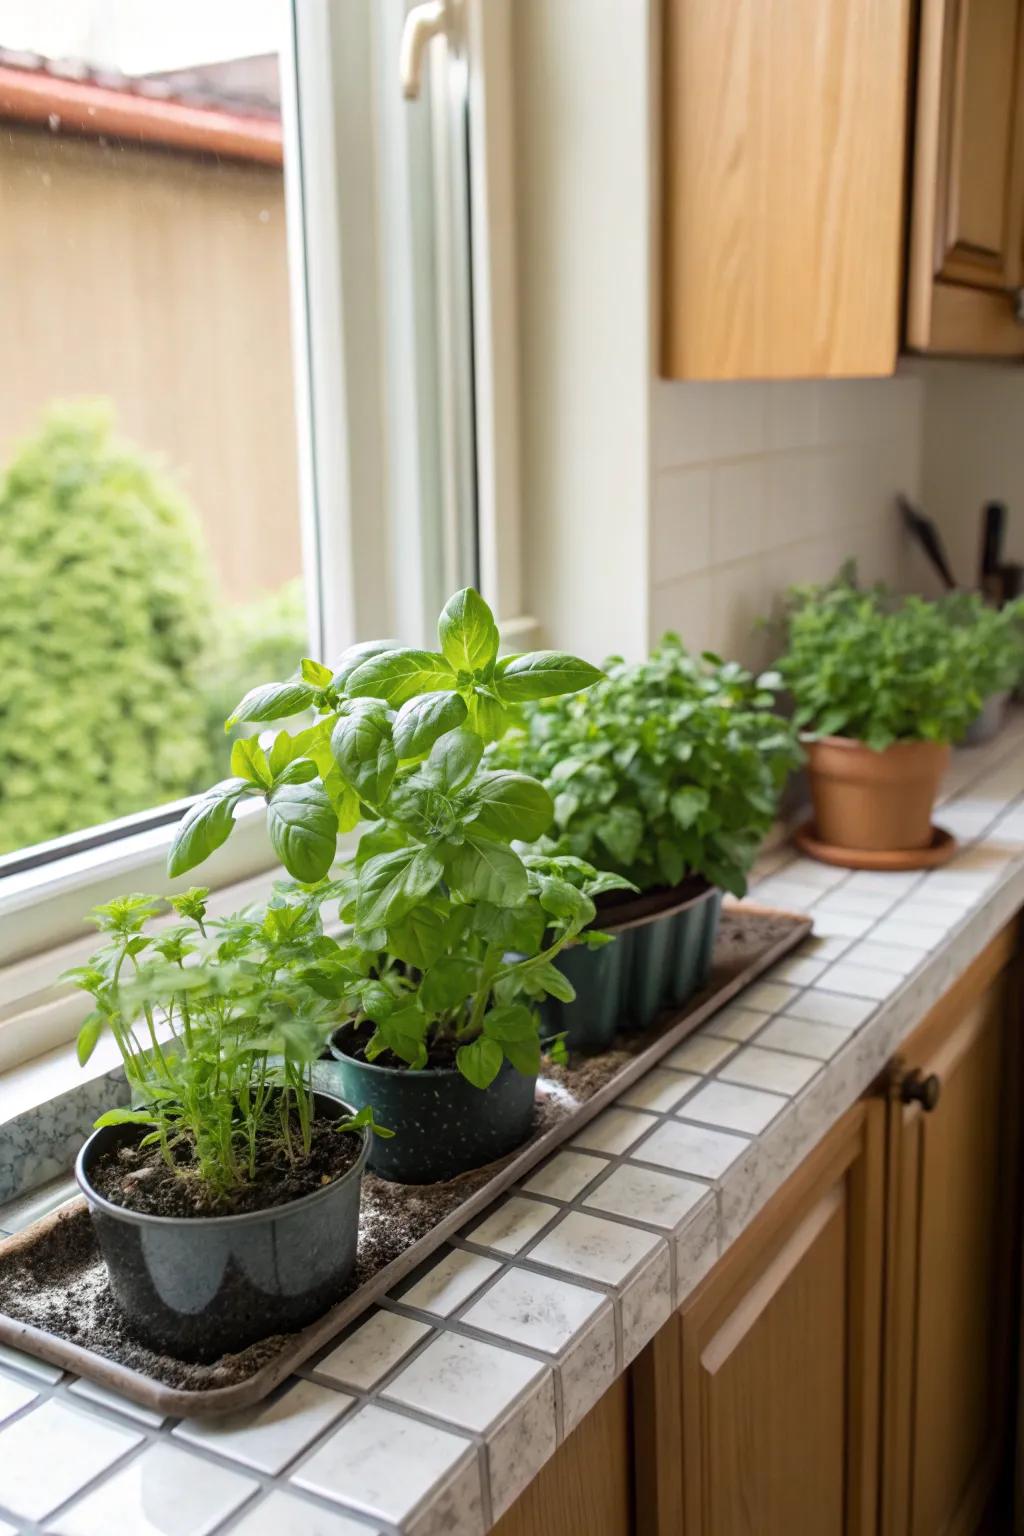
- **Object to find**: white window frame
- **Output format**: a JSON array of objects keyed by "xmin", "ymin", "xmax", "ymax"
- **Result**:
[{"xmin": 0, "ymin": 0, "xmax": 526, "ymax": 1080}]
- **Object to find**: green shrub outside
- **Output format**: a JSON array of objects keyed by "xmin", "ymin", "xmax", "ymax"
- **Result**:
[{"xmin": 0, "ymin": 402, "xmax": 307, "ymax": 855}]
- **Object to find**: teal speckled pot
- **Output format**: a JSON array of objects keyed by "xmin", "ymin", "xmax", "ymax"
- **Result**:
[
  {"xmin": 542, "ymin": 880, "xmax": 722, "ymax": 1052},
  {"xmin": 324, "ymin": 1039, "xmax": 537, "ymax": 1184}
]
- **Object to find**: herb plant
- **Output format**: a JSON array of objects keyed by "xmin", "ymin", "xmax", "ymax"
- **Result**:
[
  {"xmin": 68, "ymin": 886, "xmax": 387, "ymax": 1200},
  {"xmin": 492, "ymin": 637, "xmax": 800, "ymax": 898},
  {"xmin": 166, "ymin": 588, "xmax": 624, "ymax": 1089},
  {"xmin": 938, "ymin": 592, "xmax": 1024, "ymax": 703},
  {"xmin": 777, "ymin": 574, "xmax": 1001, "ymax": 750}
]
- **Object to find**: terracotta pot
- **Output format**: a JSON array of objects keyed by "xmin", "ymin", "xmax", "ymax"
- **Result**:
[{"xmin": 804, "ymin": 736, "xmax": 949, "ymax": 852}]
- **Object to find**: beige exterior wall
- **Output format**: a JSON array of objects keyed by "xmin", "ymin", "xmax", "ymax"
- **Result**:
[{"xmin": 0, "ymin": 125, "xmax": 301, "ymax": 602}]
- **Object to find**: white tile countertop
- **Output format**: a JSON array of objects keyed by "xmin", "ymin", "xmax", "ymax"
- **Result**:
[{"xmin": 4, "ymin": 718, "xmax": 1024, "ymax": 1534}]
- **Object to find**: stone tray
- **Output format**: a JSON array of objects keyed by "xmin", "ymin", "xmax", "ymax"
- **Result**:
[{"xmin": 0, "ymin": 904, "xmax": 810, "ymax": 1417}]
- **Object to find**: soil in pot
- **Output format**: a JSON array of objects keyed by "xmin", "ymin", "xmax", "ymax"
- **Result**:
[
  {"xmin": 544, "ymin": 879, "xmax": 722, "ymax": 1050},
  {"xmin": 76, "ymin": 1090, "xmax": 367, "ymax": 1363},
  {"xmin": 326, "ymin": 1026, "xmax": 537, "ymax": 1185},
  {"xmin": 804, "ymin": 736, "xmax": 949, "ymax": 852}
]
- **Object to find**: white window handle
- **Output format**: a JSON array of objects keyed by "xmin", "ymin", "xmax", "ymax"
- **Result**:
[{"xmin": 399, "ymin": 0, "xmax": 451, "ymax": 99}]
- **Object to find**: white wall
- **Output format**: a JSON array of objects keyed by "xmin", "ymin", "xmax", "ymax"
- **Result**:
[
  {"xmin": 650, "ymin": 373, "xmax": 924, "ymax": 667},
  {"xmin": 915, "ymin": 359, "xmax": 1024, "ymax": 595},
  {"xmin": 512, "ymin": 0, "xmax": 652, "ymax": 664}
]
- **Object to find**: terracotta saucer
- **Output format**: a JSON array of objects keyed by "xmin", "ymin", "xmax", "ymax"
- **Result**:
[{"xmin": 793, "ymin": 820, "xmax": 958, "ymax": 872}]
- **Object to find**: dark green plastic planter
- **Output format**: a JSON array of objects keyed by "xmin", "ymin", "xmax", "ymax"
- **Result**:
[
  {"xmin": 324, "ymin": 1038, "xmax": 537, "ymax": 1184},
  {"xmin": 543, "ymin": 881, "xmax": 723, "ymax": 1051}
]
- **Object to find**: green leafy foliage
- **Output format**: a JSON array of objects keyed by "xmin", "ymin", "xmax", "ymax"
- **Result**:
[
  {"xmin": 0, "ymin": 403, "xmax": 217, "ymax": 853},
  {"xmin": 67, "ymin": 886, "xmax": 383, "ymax": 1199},
  {"xmin": 492, "ymin": 637, "xmax": 800, "ymax": 899},
  {"xmin": 937, "ymin": 591, "xmax": 1024, "ymax": 703},
  {"xmin": 165, "ymin": 586, "xmax": 620, "ymax": 1090},
  {"xmin": 776, "ymin": 571, "xmax": 1018, "ymax": 751}
]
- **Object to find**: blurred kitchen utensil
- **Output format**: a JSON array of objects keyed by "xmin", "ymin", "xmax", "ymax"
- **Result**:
[{"xmin": 899, "ymin": 495, "xmax": 957, "ymax": 589}]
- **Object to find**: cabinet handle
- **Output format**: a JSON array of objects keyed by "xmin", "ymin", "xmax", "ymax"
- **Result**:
[{"xmin": 900, "ymin": 1070, "xmax": 942, "ymax": 1112}]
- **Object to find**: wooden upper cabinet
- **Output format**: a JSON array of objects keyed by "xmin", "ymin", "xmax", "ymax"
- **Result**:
[
  {"xmin": 907, "ymin": 0, "xmax": 1024, "ymax": 354},
  {"xmin": 660, "ymin": 0, "xmax": 912, "ymax": 379}
]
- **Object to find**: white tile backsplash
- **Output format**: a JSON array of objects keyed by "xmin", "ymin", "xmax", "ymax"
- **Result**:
[{"xmin": 649, "ymin": 371, "xmax": 924, "ymax": 660}]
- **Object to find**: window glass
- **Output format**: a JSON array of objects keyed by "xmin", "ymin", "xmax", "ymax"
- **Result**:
[{"xmin": 0, "ymin": 0, "xmax": 309, "ymax": 858}]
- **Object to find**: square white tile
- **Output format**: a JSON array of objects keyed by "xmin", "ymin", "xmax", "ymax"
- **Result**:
[
  {"xmin": 665, "ymin": 1035, "xmax": 736, "ymax": 1074},
  {"xmin": 467, "ymin": 1196, "xmax": 559, "ymax": 1255},
  {"xmin": 0, "ymin": 1371, "xmax": 36, "ymax": 1426},
  {"xmin": 775, "ymin": 857, "xmax": 846, "ymax": 889},
  {"xmin": 0, "ymin": 1398, "xmax": 141, "ymax": 1522},
  {"xmin": 68, "ymin": 1378, "xmax": 164, "ymax": 1428},
  {"xmin": 755, "ymin": 1015, "xmax": 852, "ymax": 1062},
  {"xmin": 636, "ymin": 1118, "xmax": 749, "ymax": 1180},
  {"xmin": 747, "ymin": 878, "xmax": 822, "ymax": 911},
  {"xmin": 174, "ymin": 1378, "xmax": 353, "ymax": 1475},
  {"xmin": 461, "ymin": 1267, "xmax": 608, "ymax": 1355},
  {"xmin": 0, "ymin": 1343, "xmax": 61, "ymax": 1384},
  {"xmin": 717, "ymin": 1045, "xmax": 819, "ymax": 1096},
  {"xmin": 769, "ymin": 956, "xmax": 827, "ymax": 987},
  {"xmin": 521, "ymin": 1150, "xmax": 609, "ymax": 1203},
  {"xmin": 396, "ymin": 1248, "xmax": 501, "ymax": 1316},
  {"xmin": 845, "ymin": 940, "xmax": 927, "ymax": 976},
  {"xmin": 529, "ymin": 1211, "xmax": 664, "ymax": 1287},
  {"xmin": 808, "ymin": 911, "xmax": 873, "ymax": 940},
  {"xmin": 785, "ymin": 990, "xmax": 875, "ymax": 1029},
  {"xmin": 814, "ymin": 890, "xmax": 897, "ymax": 918},
  {"xmin": 571, "ymin": 1107, "xmax": 658, "ymax": 1157},
  {"xmin": 314, "ymin": 1310, "xmax": 431, "ymax": 1392},
  {"xmin": 679, "ymin": 1079, "xmax": 788, "ymax": 1135},
  {"xmin": 879, "ymin": 920, "xmax": 949, "ymax": 951},
  {"xmin": 583, "ymin": 1163, "xmax": 707, "ymax": 1230},
  {"xmin": 736, "ymin": 981, "xmax": 798, "ymax": 1014},
  {"xmin": 705, "ymin": 1005, "xmax": 771, "ymax": 1043},
  {"xmin": 47, "ymin": 1443, "xmax": 255, "ymax": 1536},
  {"xmin": 890, "ymin": 900, "xmax": 961, "ymax": 932},
  {"xmin": 229, "ymin": 1490, "xmax": 377, "ymax": 1536},
  {"xmin": 383, "ymin": 1331, "xmax": 545, "ymax": 1431},
  {"xmin": 484, "ymin": 1368, "xmax": 557, "ymax": 1519},
  {"xmin": 620, "ymin": 1244, "xmax": 673, "ymax": 1364},
  {"xmin": 617, "ymin": 1068, "xmax": 701, "ymax": 1113},
  {"xmin": 843, "ymin": 869, "xmax": 920, "ymax": 896},
  {"xmin": 674, "ymin": 1194, "xmax": 720, "ymax": 1302},
  {"xmin": 817, "ymin": 962, "xmax": 901, "ymax": 1001},
  {"xmin": 292, "ymin": 1403, "xmax": 477, "ymax": 1528}
]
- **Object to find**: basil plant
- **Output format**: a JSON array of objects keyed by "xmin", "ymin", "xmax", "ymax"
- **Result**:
[{"xmin": 167, "ymin": 589, "xmax": 628, "ymax": 1088}]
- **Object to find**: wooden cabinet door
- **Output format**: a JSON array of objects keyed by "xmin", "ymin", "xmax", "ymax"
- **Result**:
[
  {"xmin": 881, "ymin": 926, "xmax": 1020, "ymax": 1536},
  {"xmin": 907, "ymin": 0, "xmax": 1024, "ymax": 354},
  {"xmin": 661, "ymin": 0, "xmax": 912, "ymax": 379},
  {"xmin": 635, "ymin": 1098, "xmax": 886, "ymax": 1536}
]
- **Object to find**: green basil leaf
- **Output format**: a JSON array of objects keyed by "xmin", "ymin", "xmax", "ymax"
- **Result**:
[
  {"xmin": 76, "ymin": 1011, "xmax": 104, "ymax": 1066},
  {"xmin": 268, "ymin": 722, "xmax": 326, "ymax": 777},
  {"xmin": 94, "ymin": 1107, "xmax": 159, "ymax": 1129},
  {"xmin": 438, "ymin": 587, "xmax": 500, "ymax": 674},
  {"xmin": 387, "ymin": 903, "xmax": 449, "ymax": 969},
  {"xmin": 331, "ymin": 638, "xmax": 402, "ymax": 693},
  {"xmin": 357, "ymin": 846, "xmax": 444, "ymax": 929},
  {"xmin": 331, "ymin": 702, "xmax": 397, "ymax": 808},
  {"xmin": 375, "ymin": 1005, "xmax": 429, "ymax": 1069},
  {"xmin": 500, "ymin": 1034, "xmax": 541, "ymax": 1077},
  {"xmin": 466, "ymin": 688, "xmax": 514, "ymax": 741},
  {"xmin": 456, "ymin": 1035, "xmax": 504, "ymax": 1089},
  {"xmin": 596, "ymin": 803, "xmax": 643, "ymax": 864},
  {"xmin": 420, "ymin": 956, "xmax": 479, "ymax": 1013},
  {"xmin": 472, "ymin": 901, "xmax": 546, "ymax": 954},
  {"xmin": 301, "ymin": 658, "xmax": 334, "ymax": 686},
  {"xmin": 273, "ymin": 757, "xmax": 318, "ymax": 787},
  {"xmin": 167, "ymin": 778, "xmax": 250, "ymax": 877},
  {"xmin": 481, "ymin": 1003, "xmax": 537, "ymax": 1041},
  {"xmin": 393, "ymin": 690, "xmax": 469, "ymax": 761},
  {"xmin": 346, "ymin": 648, "xmax": 455, "ymax": 706},
  {"xmin": 226, "ymin": 679, "xmax": 317, "ymax": 729},
  {"xmin": 446, "ymin": 836, "xmax": 528, "ymax": 906},
  {"xmin": 266, "ymin": 781, "xmax": 338, "ymax": 882},
  {"xmin": 529, "ymin": 960, "xmax": 576, "ymax": 1003},
  {"xmin": 230, "ymin": 735, "xmax": 272, "ymax": 788},
  {"xmin": 467, "ymin": 770, "xmax": 554, "ymax": 843},
  {"xmin": 425, "ymin": 726, "xmax": 484, "ymax": 792},
  {"xmin": 494, "ymin": 651, "xmax": 602, "ymax": 702},
  {"xmin": 670, "ymin": 786, "xmax": 710, "ymax": 830}
]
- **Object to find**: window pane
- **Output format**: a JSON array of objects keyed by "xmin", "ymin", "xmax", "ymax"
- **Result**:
[{"xmin": 0, "ymin": 0, "xmax": 309, "ymax": 858}]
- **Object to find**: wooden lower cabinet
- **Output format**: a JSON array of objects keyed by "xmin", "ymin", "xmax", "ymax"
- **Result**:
[
  {"xmin": 492, "ymin": 927, "xmax": 1020, "ymax": 1536},
  {"xmin": 635, "ymin": 1098, "xmax": 886, "ymax": 1536},
  {"xmin": 881, "ymin": 928, "xmax": 1020, "ymax": 1536}
]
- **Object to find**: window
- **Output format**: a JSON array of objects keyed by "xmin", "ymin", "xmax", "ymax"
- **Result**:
[{"xmin": 0, "ymin": 0, "xmax": 492, "ymax": 1065}]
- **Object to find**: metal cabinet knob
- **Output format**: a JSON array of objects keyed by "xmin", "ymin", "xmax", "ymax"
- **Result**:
[{"xmin": 901, "ymin": 1070, "xmax": 942, "ymax": 1112}]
